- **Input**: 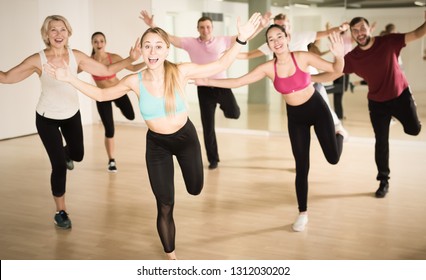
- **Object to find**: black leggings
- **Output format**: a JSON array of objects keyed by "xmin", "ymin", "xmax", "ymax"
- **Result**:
[
  {"xmin": 96, "ymin": 94, "xmax": 135, "ymax": 138},
  {"xmin": 145, "ymin": 118, "xmax": 204, "ymax": 253},
  {"xmin": 36, "ymin": 111, "xmax": 84, "ymax": 197},
  {"xmin": 325, "ymin": 74, "xmax": 350, "ymax": 119},
  {"xmin": 286, "ymin": 91, "xmax": 343, "ymax": 212},
  {"xmin": 197, "ymin": 86, "xmax": 240, "ymax": 164}
]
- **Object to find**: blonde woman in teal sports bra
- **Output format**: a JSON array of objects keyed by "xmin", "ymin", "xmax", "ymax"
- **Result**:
[{"xmin": 46, "ymin": 13, "xmax": 262, "ymax": 260}]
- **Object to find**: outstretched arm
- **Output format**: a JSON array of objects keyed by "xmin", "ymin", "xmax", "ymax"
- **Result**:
[
  {"xmin": 139, "ymin": 10, "xmax": 182, "ymax": 48},
  {"xmin": 44, "ymin": 61, "xmax": 136, "ymax": 102},
  {"xmin": 110, "ymin": 53, "xmax": 146, "ymax": 72},
  {"xmin": 318, "ymin": 21, "xmax": 349, "ymax": 40},
  {"xmin": 180, "ymin": 12, "xmax": 262, "ymax": 80},
  {"xmin": 311, "ymin": 72, "xmax": 343, "ymax": 83},
  {"xmin": 237, "ymin": 49, "xmax": 265, "ymax": 60},
  {"xmin": 0, "ymin": 54, "xmax": 40, "ymax": 84},
  {"xmin": 77, "ymin": 38, "xmax": 142, "ymax": 76},
  {"xmin": 195, "ymin": 62, "xmax": 269, "ymax": 89},
  {"xmin": 308, "ymin": 41, "xmax": 330, "ymax": 57},
  {"xmin": 126, "ymin": 62, "xmax": 146, "ymax": 72},
  {"xmin": 405, "ymin": 11, "xmax": 426, "ymax": 44}
]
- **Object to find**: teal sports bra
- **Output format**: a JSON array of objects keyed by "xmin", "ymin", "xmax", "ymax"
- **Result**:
[{"xmin": 138, "ymin": 72, "xmax": 187, "ymax": 120}]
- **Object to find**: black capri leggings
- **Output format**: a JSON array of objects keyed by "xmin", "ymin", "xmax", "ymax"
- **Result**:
[
  {"xmin": 96, "ymin": 94, "xmax": 135, "ymax": 138},
  {"xmin": 36, "ymin": 111, "xmax": 84, "ymax": 197},
  {"xmin": 145, "ymin": 118, "xmax": 204, "ymax": 253},
  {"xmin": 286, "ymin": 91, "xmax": 343, "ymax": 212}
]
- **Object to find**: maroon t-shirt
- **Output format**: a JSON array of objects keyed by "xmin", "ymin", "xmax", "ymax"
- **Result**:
[{"xmin": 343, "ymin": 33, "xmax": 408, "ymax": 102}]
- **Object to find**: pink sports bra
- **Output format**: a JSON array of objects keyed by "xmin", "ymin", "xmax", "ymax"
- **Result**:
[
  {"xmin": 273, "ymin": 52, "xmax": 311, "ymax": 95},
  {"xmin": 91, "ymin": 53, "xmax": 117, "ymax": 81}
]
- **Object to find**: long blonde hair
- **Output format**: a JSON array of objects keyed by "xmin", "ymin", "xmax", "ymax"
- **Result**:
[
  {"xmin": 141, "ymin": 27, "xmax": 185, "ymax": 115},
  {"xmin": 40, "ymin": 15, "xmax": 73, "ymax": 47}
]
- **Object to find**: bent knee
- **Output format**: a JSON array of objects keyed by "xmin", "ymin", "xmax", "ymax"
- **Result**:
[
  {"xmin": 188, "ymin": 184, "xmax": 203, "ymax": 196},
  {"xmin": 53, "ymin": 190, "xmax": 65, "ymax": 197},
  {"xmin": 405, "ymin": 124, "xmax": 421, "ymax": 136},
  {"xmin": 224, "ymin": 112, "xmax": 240, "ymax": 119},
  {"xmin": 73, "ymin": 151, "xmax": 84, "ymax": 162},
  {"xmin": 327, "ymin": 156, "xmax": 340, "ymax": 165}
]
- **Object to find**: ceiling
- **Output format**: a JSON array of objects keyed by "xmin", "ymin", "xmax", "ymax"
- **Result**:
[{"xmin": 222, "ymin": 0, "xmax": 426, "ymax": 9}]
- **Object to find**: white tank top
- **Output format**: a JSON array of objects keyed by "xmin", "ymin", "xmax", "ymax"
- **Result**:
[{"xmin": 37, "ymin": 48, "xmax": 79, "ymax": 119}]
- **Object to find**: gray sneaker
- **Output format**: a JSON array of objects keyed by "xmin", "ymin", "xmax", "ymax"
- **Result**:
[
  {"xmin": 54, "ymin": 210, "xmax": 72, "ymax": 229},
  {"xmin": 65, "ymin": 158, "xmax": 74, "ymax": 170}
]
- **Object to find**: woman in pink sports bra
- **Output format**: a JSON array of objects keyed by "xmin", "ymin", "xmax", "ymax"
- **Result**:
[
  {"xmin": 90, "ymin": 32, "xmax": 145, "ymax": 172},
  {"xmin": 196, "ymin": 24, "xmax": 346, "ymax": 233}
]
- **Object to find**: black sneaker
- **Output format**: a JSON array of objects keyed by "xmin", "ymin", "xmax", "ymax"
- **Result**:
[
  {"xmin": 349, "ymin": 82, "xmax": 355, "ymax": 93},
  {"xmin": 375, "ymin": 180, "xmax": 389, "ymax": 198},
  {"xmin": 54, "ymin": 210, "xmax": 72, "ymax": 229},
  {"xmin": 208, "ymin": 161, "xmax": 218, "ymax": 170},
  {"xmin": 108, "ymin": 159, "xmax": 117, "ymax": 173}
]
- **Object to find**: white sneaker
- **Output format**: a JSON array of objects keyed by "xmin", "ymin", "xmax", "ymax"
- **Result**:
[
  {"xmin": 335, "ymin": 123, "xmax": 349, "ymax": 142},
  {"xmin": 292, "ymin": 214, "xmax": 308, "ymax": 232}
]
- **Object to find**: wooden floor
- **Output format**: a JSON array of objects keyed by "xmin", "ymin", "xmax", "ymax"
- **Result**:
[{"xmin": 1, "ymin": 88, "xmax": 426, "ymax": 260}]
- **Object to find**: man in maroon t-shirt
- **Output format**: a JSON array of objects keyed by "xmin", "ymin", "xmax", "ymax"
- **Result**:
[{"xmin": 343, "ymin": 13, "xmax": 426, "ymax": 198}]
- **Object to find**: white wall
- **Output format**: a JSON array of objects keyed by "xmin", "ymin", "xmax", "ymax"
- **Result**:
[
  {"xmin": 0, "ymin": 0, "xmax": 43, "ymax": 140},
  {"xmin": 0, "ymin": 0, "xmax": 150, "ymax": 140}
]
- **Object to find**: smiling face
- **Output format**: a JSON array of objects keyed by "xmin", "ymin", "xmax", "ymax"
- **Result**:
[
  {"xmin": 40, "ymin": 15, "xmax": 72, "ymax": 47},
  {"xmin": 91, "ymin": 33, "xmax": 106, "ymax": 54},
  {"xmin": 45, "ymin": 20, "xmax": 69, "ymax": 48},
  {"xmin": 350, "ymin": 19, "xmax": 372, "ymax": 48},
  {"xmin": 141, "ymin": 30, "xmax": 169, "ymax": 69},
  {"xmin": 266, "ymin": 25, "xmax": 289, "ymax": 55},
  {"xmin": 197, "ymin": 19, "xmax": 213, "ymax": 41}
]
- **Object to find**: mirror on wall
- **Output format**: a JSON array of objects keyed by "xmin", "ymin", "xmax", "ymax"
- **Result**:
[{"xmin": 214, "ymin": 0, "xmax": 425, "ymax": 141}]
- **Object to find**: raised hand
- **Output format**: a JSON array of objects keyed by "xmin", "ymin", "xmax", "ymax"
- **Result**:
[
  {"xmin": 43, "ymin": 61, "xmax": 72, "ymax": 82},
  {"xmin": 260, "ymin": 11, "xmax": 272, "ymax": 29},
  {"xmin": 328, "ymin": 32, "xmax": 344, "ymax": 58},
  {"xmin": 236, "ymin": 12, "xmax": 262, "ymax": 42},
  {"xmin": 139, "ymin": 10, "xmax": 155, "ymax": 28},
  {"xmin": 129, "ymin": 37, "xmax": 142, "ymax": 61}
]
